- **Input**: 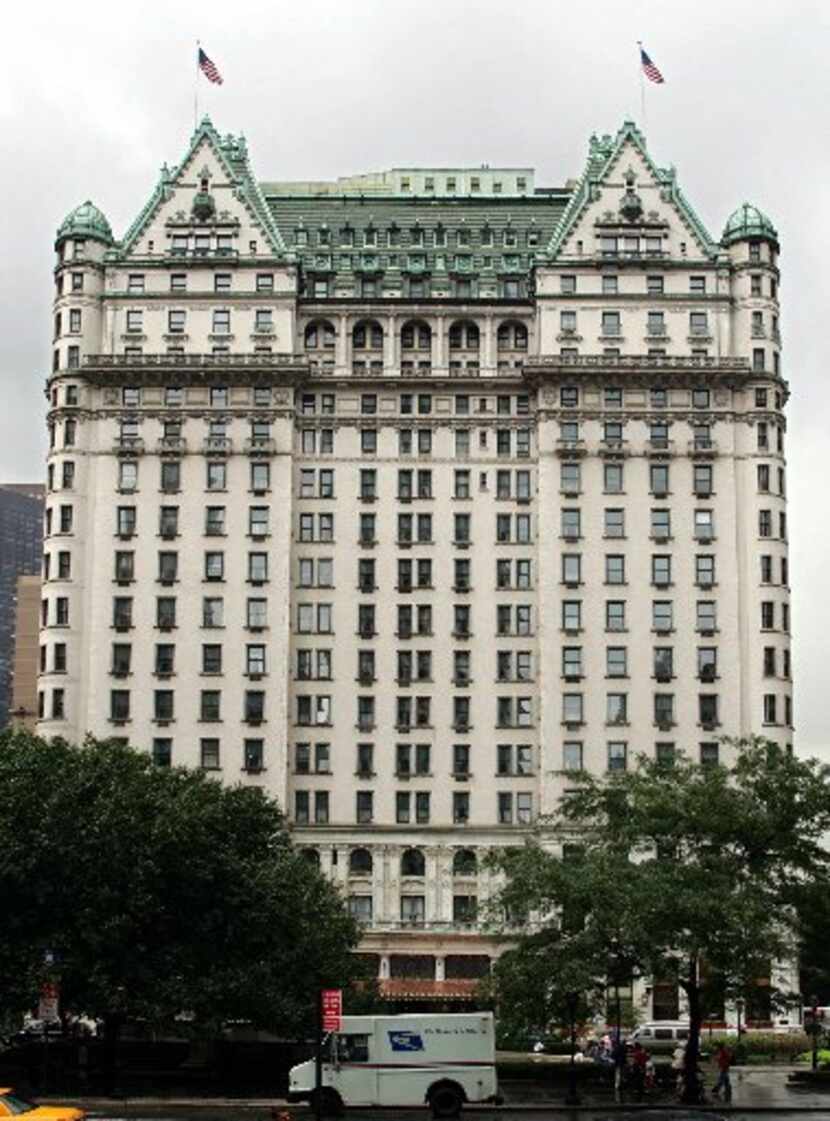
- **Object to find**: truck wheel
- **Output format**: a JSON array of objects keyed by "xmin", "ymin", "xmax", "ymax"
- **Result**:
[
  {"xmin": 309, "ymin": 1089, "xmax": 343, "ymax": 1117},
  {"xmin": 430, "ymin": 1083, "xmax": 463, "ymax": 1118}
]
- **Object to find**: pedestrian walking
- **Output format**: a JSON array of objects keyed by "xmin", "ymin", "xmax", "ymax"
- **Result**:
[
  {"xmin": 630, "ymin": 1041, "xmax": 649, "ymax": 1100},
  {"xmin": 712, "ymin": 1042, "xmax": 734, "ymax": 1103},
  {"xmin": 612, "ymin": 1035, "xmax": 627, "ymax": 1101},
  {"xmin": 671, "ymin": 1041, "xmax": 686, "ymax": 1097}
]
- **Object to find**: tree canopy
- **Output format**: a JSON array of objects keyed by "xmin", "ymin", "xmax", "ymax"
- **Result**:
[
  {"xmin": 0, "ymin": 729, "xmax": 359, "ymax": 1034},
  {"xmin": 489, "ymin": 739, "xmax": 830, "ymax": 1101}
]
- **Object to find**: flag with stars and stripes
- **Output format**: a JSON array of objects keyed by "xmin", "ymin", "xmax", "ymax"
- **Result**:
[
  {"xmin": 640, "ymin": 46, "xmax": 665, "ymax": 84},
  {"xmin": 198, "ymin": 47, "xmax": 223, "ymax": 85}
]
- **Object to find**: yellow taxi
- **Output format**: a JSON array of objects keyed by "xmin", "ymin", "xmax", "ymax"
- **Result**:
[{"xmin": 0, "ymin": 1090, "xmax": 85, "ymax": 1121}]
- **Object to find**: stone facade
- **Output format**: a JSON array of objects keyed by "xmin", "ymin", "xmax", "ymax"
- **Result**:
[{"xmin": 39, "ymin": 119, "xmax": 791, "ymax": 1011}]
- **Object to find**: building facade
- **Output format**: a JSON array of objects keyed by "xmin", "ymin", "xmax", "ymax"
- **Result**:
[
  {"xmin": 9, "ymin": 574, "xmax": 42, "ymax": 730},
  {"xmin": 0, "ymin": 484, "xmax": 45, "ymax": 727},
  {"xmin": 39, "ymin": 119, "xmax": 791, "ymax": 1011}
]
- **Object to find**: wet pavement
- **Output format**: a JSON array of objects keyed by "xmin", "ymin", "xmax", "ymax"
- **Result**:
[{"xmin": 52, "ymin": 1070, "xmax": 830, "ymax": 1121}]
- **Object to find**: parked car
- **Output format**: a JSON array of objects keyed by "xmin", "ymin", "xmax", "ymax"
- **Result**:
[
  {"xmin": 629, "ymin": 1022, "xmax": 691, "ymax": 1052},
  {"xmin": 0, "ymin": 1089, "xmax": 85, "ymax": 1121},
  {"xmin": 10, "ymin": 1021, "xmax": 63, "ymax": 1046}
]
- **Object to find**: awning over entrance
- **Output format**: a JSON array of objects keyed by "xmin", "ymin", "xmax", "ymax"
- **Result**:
[{"xmin": 380, "ymin": 979, "xmax": 481, "ymax": 1001}]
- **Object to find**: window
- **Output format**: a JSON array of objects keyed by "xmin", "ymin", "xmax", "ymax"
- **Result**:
[
  {"xmin": 608, "ymin": 742, "xmax": 627, "ymax": 772},
  {"xmin": 601, "ymin": 311, "xmax": 621, "ymax": 337},
  {"xmin": 562, "ymin": 693, "xmax": 583, "ymax": 725},
  {"xmin": 700, "ymin": 695, "xmax": 720, "ymax": 728},
  {"xmin": 689, "ymin": 311, "xmax": 709, "ymax": 336},
  {"xmin": 604, "ymin": 508, "xmax": 625, "ymax": 539},
  {"xmin": 561, "ymin": 509, "xmax": 581, "ymax": 540},
  {"xmin": 604, "ymin": 463, "xmax": 624, "ymax": 493},
  {"xmin": 605, "ymin": 555, "xmax": 625, "ymax": 585},
  {"xmin": 647, "ymin": 275, "xmax": 664, "ymax": 295},
  {"xmin": 562, "ymin": 646, "xmax": 582, "ymax": 680},
  {"xmin": 696, "ymin": 555, "xmax": 716, "ymax": 587},
  {"xmin": 700, "ymin": 742, "xmax": 719, "ymax": 767},
  {"xmin": 653, "ymin": 600, "xmax": 673, "ymax": 633},
  {"xmin": 654, "ymin": 647, "xmax": 674, "ymax": 682},
  {"xmin": 607, "ymin": 647, "xmax": 627, "ymax": 678},
  {"xmin": 607, "ymin": 693, "xmax": 627, "ymax": 725},
  {"xmin": 698, "ymin": 600, "xmax": 718, "ymax": 633},
  {"xmin": 562, "ymin": 554, "xmax": 581, "ymax": 585},
  {"xmin": 693, "ymin": 465, "xmax": 713, "ymax": 496},
  {"xmin": 698, "ymin": 647, "xmax": 718, "ymax": 682},
  {"xmin": 212, "ymin": 309, "xmax": 230, "ymax": 335},
  {"xmin": 652, "ymin": 555, "xmax": 672, "ymax": 587},
  {"xmin": 654, "ymin": 694, "xmax": 675, "ymax": 728},
  {"xmin": 241, "ymin": 739, "xmax": 264, "ymax": 773}
]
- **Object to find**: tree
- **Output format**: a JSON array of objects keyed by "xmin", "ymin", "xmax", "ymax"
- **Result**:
[
  {"xmin": 0, "ymin": 729, "xmax": 359, "ymax": 1036},
  {"xmin": 489, "ymin": 739, "xmax": 830, "ymax": 1102}
]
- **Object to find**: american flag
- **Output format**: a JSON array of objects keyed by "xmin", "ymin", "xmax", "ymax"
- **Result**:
[
  {"xmin": 198, "ymin": 47, "xmax": 223, "ymax": 85},
  {"xmin": 640, "ymin": 46, "xmax": 665, "ymax": 84}
]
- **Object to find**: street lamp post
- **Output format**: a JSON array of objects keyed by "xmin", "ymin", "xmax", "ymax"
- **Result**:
[
  {"xmin": 812, "ymin": 995, "xmax": 820, "ymax": 1073},
  {"xmin": 736, "ymin": 998, "xmax": 744, "ymax": 1045},
  {"xmin": 565, "ymin": 991, "xmax": 581, "ymax": 1107}
]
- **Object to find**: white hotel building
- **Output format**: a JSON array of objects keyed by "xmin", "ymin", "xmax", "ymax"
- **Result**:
[{"xmin": 40, "ymin": 119, "xmax": 791, "ymax": 1013}]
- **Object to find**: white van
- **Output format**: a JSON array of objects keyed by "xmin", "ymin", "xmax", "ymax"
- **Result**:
[
  {"xmin": 629, "ymin": 1021, "xmax": 691, "ymax": 1052},
  {"xmin": 287, "ymin": 1012, "xmax": 499, "ymax": 1116}
]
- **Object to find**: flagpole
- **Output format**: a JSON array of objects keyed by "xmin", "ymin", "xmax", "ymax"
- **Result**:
[
  {"xmin": 636, "ymin": 40, "xmax": 647, "ymax": 134},
  {"xmin": 194, "ymin": 39, "xmax": 200, "ymax": 128}
]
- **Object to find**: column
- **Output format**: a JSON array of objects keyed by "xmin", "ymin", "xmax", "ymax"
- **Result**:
[
  {"xmin": 336, "ymin": 312, "xmax": 348, "ymax": 373},
  {"xmin": 385, "ymin": 313, "xmax": 396, "ymax": 373},
  {"xmin": 434, "ymin": 313, "xmax": 446, "ymax": 372},
  {"xmin": 482, "ymin": 312, "xmax": 494, "ymax": 372}
]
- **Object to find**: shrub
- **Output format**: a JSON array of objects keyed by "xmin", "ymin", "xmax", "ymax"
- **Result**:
[{"xmin": 708, "ymin": 1032, "xmax": 809, "ymax": 1063}]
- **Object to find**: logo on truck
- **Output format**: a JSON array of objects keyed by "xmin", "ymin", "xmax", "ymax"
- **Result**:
[{"xmin": 388, "ymin": 1030, "xmax": 425, "ymax": 1052}]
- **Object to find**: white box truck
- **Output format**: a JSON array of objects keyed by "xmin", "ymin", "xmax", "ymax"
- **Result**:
[{"xmin": 287, "ymin": 1011, "xmax": 500, "ymax": 1116}]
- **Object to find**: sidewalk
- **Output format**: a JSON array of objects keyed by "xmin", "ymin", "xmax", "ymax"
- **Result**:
[{"xmin": 45, "ymin": 1067, "xmax": 830, "ymax": 1116}]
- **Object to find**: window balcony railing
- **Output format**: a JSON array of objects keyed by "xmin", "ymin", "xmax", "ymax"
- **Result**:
[
  {"xmin": 158, "ymin": 436, "xmax": 186, "ymax": 453},
  {"xmin": 689, "ymin": 438, "xmax": 718, "ymax": 456},
  {"xmin": 113, "ymin": 436, "xmax": 144, "ymax": 453},
  {"xmin": 245, "ymin": 437, "xmax": 276, "ymax": 455},
  {"xmin": 203, "ymin": 436, "xmax": 231, "ymax": 454}
]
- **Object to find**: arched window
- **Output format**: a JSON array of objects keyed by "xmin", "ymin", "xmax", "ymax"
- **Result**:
[
  {"xmin": 349, "ymin": 847, "xmax": 373, "ymax": 875},
  {"xmin": 497, "ymin": 321, "xmax": 529, "ymax": 351},
  {"xmin": 449, "ymin": 320, "xmax": 480, "ymax": 350},
  {"xmin": 401, "ymin": 320, "xmax": 432, "ymax": 351},
  {"xmin": 304, "ymin": 320, "xmax": 336, "ymax": 350},
  {"xmin": 301, "ymin": 847, "xmax": 320, "ymax": 867},
  {"xmin": 453, "ymin": 849, "xmax": 478, "ymax": 877},
  {"xmin": 353, "ymin": 319, "xmax": 384, "ymax": 350},
  {"xmin": 401, "ymin": 848, "xmax": 425, "ymax": 877}
]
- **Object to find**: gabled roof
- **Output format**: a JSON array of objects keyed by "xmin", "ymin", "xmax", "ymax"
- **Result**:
[
  {"xmin": 117, "ymin": 116, "xmax": 288, "ymax": 258},
  {"xmin": 543, "ymin": 120, "xmax": 717, "ymax": 260}
]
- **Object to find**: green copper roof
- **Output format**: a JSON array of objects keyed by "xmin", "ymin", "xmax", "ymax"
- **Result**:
[
  {"xmin": 56, "ymin": 200, "xmax": 114, "ymax": 246},
  {"xmin": 721, "ymin": 202, "xmax": 778, "ymax": 247},
  {"xmin": 264, "ymin": 191, "xmax": 570, "ymax": 290}
]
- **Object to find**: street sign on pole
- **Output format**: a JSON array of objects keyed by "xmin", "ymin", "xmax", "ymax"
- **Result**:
[
  {"xmin": 38, "ymin": 981, "xmax": 60, "ymax": 1023},
  {"xmin": 321, "ymin": 989, "xmax": 342, "ymax": 1033}
]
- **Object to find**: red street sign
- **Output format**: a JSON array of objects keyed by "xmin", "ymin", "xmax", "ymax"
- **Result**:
[{"xmin": 321, "ymin": 989, "xmax": 342, "ymax": 1032}]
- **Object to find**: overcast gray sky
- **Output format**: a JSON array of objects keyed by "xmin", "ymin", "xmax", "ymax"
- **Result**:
[{"xmin": 1, "ymin": 0, "xmax": 827, "ymax": 760}]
